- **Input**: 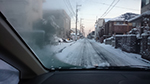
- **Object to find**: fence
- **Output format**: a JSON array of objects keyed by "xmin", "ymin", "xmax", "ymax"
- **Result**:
[
  {"xmin": 105, "ymin": 34, "xmax": 150, "ymax": 59},
  {"xmin": 114, "ymin": 35, "xmax": 137, "ymax": 53},
  {"xmin": 141, "ymin": 34, "xmax": 150, "ymax": 60}
]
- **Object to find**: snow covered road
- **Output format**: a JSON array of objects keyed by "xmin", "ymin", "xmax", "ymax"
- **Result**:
[{"xmin": 56, "ymin": 38, "xmax": 150, "ymax": 67}]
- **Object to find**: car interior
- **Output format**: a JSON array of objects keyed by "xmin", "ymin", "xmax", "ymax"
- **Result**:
[{"xmin": 1, "ymin": 11, "xmax": 150, "ymax": 84}]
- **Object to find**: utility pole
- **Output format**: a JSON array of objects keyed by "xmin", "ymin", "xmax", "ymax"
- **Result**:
[
  {"xmin": 80, "ymin": 18, "xmax": 83, "ymax": 34},
  {"xmin": 75, "ymin": 4, "xmax": 81, "ymax": 36},
  {"xmin": 82, "ymin": 26, "xmax": 85, "ymax": 37},
  {"xmin": 80, "ymin": 18, "xmax": 85, "ymax": 37},
  {"xmin": 75, "ymin": 4, "xmax": 78, "ymax": 35}
]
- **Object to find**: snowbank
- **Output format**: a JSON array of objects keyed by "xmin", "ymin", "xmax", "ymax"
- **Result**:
[
  {"xmin": 96, "ymin": 43, "xmax": 150, "ymax": 66},
  {"xmin": 54, "ymin": 35, "xmax": 63, "ymax": 42}
]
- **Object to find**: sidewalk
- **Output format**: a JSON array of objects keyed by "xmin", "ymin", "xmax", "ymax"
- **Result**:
[{"xmin": 90, "ymin": 39, "xmax": 150, "ymax": 66}]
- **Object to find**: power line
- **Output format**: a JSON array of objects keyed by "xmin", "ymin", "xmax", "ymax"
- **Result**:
[
  {"xmin": 66, "ymin": 0, "xmax": 76, "ymax": 15},
  {"xmin": 64, "ymin": 0, "xmax": 76, "ymax": 21},
  {"xmin": 115, "ymin": 5, "xmax": 139, "ymax": 11},
  {"xmin": 63, "ymin": 0, "xmax": 75, "ymax": 20},
  {"xmin": 92, "ymin": 1, "xmax": 139, "ymax": 11},
  {"xmin": 64, "ymin": 0, "xmax": 75, "ymax": 16},
  {"xmin": 101, "ymin": 0, "xmax": 116, "ymax": 17},
  {"xmin": 102, "ymin": 0, "xmax": 120, "ymax": 17}
]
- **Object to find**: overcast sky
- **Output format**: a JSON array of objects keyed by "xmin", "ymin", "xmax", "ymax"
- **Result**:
[{"xmin": 43, "ymin": 0, "xmax": 141, "ymax": 36}]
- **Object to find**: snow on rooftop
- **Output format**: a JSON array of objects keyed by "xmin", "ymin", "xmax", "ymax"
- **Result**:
[
  {"xmin": 142, "ymin": 11, "xmax": 150, "ymax": 16},
  {"xmin": 129, "ymin": 11, "xmax": 150, "ymax": 22},
  {"xmin": 110, "ymin": 13, "xmax": 139, "ymax": 21},
  {"xmin": 104, "ymin": 13, "xmax": 139, "ymax": 22},
  {"xmin": 104, "ymin": 18, "xmax": 112, "ymax": 22},
  {"xmin": 128, "ymin": 15, "xmax": 141, "ymax": 22},
  {"xmin": 110, "ymin": 18, "xmax": 125, "ymax": 21}
]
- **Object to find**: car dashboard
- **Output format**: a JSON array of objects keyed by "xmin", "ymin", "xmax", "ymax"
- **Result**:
[{"xmin": 20, "ymin": 70, "xmax": 150, "ymax": 84}]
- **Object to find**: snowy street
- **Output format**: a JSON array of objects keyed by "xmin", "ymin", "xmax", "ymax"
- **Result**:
[{"xmin": 56, "ymin": 38, "xmax": 150, "ymax": 67}]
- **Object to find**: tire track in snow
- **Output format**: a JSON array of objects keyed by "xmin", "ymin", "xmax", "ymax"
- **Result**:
[
  {"xmin": 59, "ymin": 40, "xmax": 84, "ymax": 66},
  {"xmin": 89, "ymin": 40, "xmax": 115, "ymax": 66},
  {"xmin": 58, "ymin": 41, "xmax": 76, "ymax": 53},
  {"xmin": 81, "ymin": 40, "xmax": 86, "ymax": 66},
  {"xmin": 56, "ymin": 39, "xmax": 111, "ymax": 67},
  {"xmin": 88, "ymin": 40, "xmax": 134, "ymax": 66}
]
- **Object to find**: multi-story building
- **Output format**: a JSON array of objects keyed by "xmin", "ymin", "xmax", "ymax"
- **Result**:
[
  {"xmin": 104, "ymin": 20, "xmax": 132, "ymax": 36},
  {"xmin": 95, "ymin": 18, "xmax": 105, "ymax": 41},
  {"xmin": 87, "ymin": 31, "xmax": 95, "ymax": 39},
  {"xmin": 141, "ymin": 0, "xmax": 150, "ymax": 13},
  {"xmin": 127, "ymin": 0, "xmax": 150, "ymax": 60},
  {"xmin": 43, "ymin": 10, "xmax": 71, "ymax": 39},
  {"xmin": 0, "ymin": 0, "xmax": 43, "ymax": 31},
  {"xmin": 0, "ymin": 0, "xmax": 45, "ymax": 47},
  {"xmin": 129, "ymin": 0, "xmax": 150, "ymax": 34},
  {"xmin": 95, "ymin": 18, "xmax": 133, "ymax": 43}
]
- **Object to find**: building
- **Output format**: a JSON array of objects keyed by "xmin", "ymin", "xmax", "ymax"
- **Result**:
[
  {"xmin": 141, "ymin": 0, "xmax": 150, "ymax": 13},
  {"xmin": 0, "ymin": 0, "xmax": 46, "ymax": 47},
  {"xmin": 87, "ymin": 31, "xmax": 95, "ymax": 39},
  {"xmin": 95, "ymin": 18, "xmax": 133, "ymax": 43},
  {"xmin": 95, "ymin": 16, "xmax": 133, "ymax": 43},
  {"xmin": 129, "ymin": 0, "xmax": 150, "ymax": 35},
  {"xmin": 104, "ymin": 20, "xmax": 132, "ymax": 36},
  {"xmin": 128, "ymin": 0, "xmax": 150, "ymax": 60},
  {"xmin": 70, "ymin": 28, "xmax": 82, "ymax": 40},
  {"xmin": 43, "ymin": 10, "xmax": 71, "ymax": 39},
  {"xmin": 103, "ymin": 12, "xmax": 138, "ymax": 38},
  {"xmin": 0, "ymin": 0, "xmax": 43, "ymax": 31},
  {"xmin": 95, "ymin": 18, "xmax": 105, "ymax": 42}
]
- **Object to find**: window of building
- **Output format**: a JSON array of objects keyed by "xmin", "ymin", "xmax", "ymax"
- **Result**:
[
  {"xmin": 132, "ymin": 23, "xmax": 136, "ymax": 27},
  {"xmin": 142, "ymin": 0, "xmax": 150, "ymax": 8},
  {"xmin": 146, "ymin": 0, "xmax": 149, "ymax": 5},
  {"xmin": 142, "ymin": 0, "xmax": 146, "ymax": 7},
  {"xmin": 115, "ymin": 22, "xmax": 123, "ymax": 24}
]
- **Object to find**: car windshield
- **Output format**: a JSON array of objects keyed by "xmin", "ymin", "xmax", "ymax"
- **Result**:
[{"xmin": 1, "ymin": 0, "xmax": 150, "ymax": 70}]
